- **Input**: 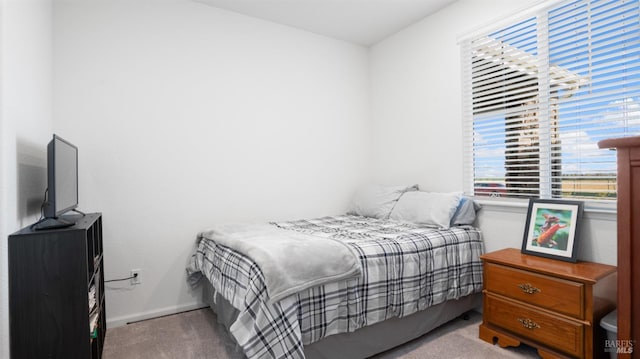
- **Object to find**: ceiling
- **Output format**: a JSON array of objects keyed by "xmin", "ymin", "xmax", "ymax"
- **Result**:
[{"xmin": 194, "ymin": 0, "xmax": 459, "ymax": 46}]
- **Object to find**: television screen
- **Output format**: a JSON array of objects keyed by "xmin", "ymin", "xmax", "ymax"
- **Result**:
[
  {"xmin": 51, "ymin": 135, "xmax": 78, "ymax": 215},
  {"xmin": 34, "ymin": 134, "xmax": 80, "ymax": 230}
]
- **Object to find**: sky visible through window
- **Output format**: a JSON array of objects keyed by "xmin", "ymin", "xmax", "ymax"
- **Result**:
[{"xmin": 473, "ymin": 0, "xmax": 640, "ymax": 200}]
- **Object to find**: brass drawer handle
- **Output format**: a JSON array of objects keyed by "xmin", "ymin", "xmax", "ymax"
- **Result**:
[
  {"xmin": 518, "ymin": 283, "xmax": 541, "ymax": 294},
  {"xmin": 518, "ymin": 318, "xmax": 540, "ymax": 330}
]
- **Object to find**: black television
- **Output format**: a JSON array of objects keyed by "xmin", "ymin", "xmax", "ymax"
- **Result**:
[{"xmin": 33, "ymin": 134, "xmax": 81, "ymax": 230}]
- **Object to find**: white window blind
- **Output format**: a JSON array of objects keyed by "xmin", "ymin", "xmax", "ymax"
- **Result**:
[{"xmin": 462, "ymin": 0, "xmax": 640, "ymax": 203}]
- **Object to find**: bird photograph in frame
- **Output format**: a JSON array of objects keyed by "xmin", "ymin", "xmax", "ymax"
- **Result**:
[{"xmin": 521, "ymin": 199, "xmax": 584, "ymax": 262}]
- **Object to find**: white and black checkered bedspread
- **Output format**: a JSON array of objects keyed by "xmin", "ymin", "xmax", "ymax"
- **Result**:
[{"xmin": 187, "ymin": 215, "xmax": 484, "ymax": 359}]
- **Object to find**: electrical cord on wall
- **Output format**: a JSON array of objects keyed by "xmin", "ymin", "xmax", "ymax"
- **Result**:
[
  {"xmin": 105, "ymin": 272, "xmax": 138, "ymax": 283},
  {"xmin": 29, "ymin": 189, "xmax": 50, "ymax": 230},
  {"xmin": 39, "ymin": 188, "xmax": 48, "ymax": 220}
]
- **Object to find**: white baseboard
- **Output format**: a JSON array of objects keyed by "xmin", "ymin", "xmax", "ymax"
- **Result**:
[
  {"xmin": 106, "ymin": 301, "xmax": 483, "ymax": 328},
  {"xmin": 107, "ymin": 302, "xmax": 209, "ymax": 328}
]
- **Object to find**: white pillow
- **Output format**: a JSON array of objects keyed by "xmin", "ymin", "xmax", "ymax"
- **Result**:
[
  {"xmin": 349, "ymin": 184, "xmax": 419, "ymax": 219},
  {"xmin": 390, "ymin": 191, "xmax": 463, "ymax": 228}
]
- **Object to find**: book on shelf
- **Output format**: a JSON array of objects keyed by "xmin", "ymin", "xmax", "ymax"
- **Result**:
[
  {"xmin": 89, "ymin": 307, "xmax": 100, "ymax": 334},
  {"xmin": 88, "ymin": 284, "xmax": 96, "ymax": 312}
]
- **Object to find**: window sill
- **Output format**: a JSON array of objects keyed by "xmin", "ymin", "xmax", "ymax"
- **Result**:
[{"xmin": 473, "ymin": 197, "xmax": 617, "ymax": 221}]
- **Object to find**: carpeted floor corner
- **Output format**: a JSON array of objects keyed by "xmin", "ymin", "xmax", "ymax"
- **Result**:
[{"xmin": 102, "ymin": 309, "xmax": 540, "ymax": 359}]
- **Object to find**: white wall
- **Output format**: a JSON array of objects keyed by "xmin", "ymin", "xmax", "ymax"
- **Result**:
[
  {"xmin": 34, "ymin": 0, "xmax": 618, "ymax": 336},
  {"xmin": 369, "ymin": 0, "xmax": 617, "ymax": 265},
  {"xmin": 53, "ymin": 0, "xmax": 370, "ymax": 327},
  {"xmin": 0, "ymin": 0, "xmax": 54, "ymax": 356}
]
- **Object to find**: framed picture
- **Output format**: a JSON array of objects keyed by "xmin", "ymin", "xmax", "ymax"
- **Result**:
[{"xmin": 521, "ymin": 199, "xmax": 584, "ymax": 262}]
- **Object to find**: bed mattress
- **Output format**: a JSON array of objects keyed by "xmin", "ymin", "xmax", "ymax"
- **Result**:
[{"xmin": 187, "ymin": 215, "xmax": 484, "ymax": 359}]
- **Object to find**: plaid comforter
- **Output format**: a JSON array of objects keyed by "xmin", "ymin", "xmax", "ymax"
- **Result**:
[{"xmin": 187, "ymin": 215, "xmax": 484, "ymax": 359}]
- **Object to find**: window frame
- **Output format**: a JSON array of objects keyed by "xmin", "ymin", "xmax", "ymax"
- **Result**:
[{"xmin": 461, "ymin": 0, "xmax": 639, "ymax": 211}]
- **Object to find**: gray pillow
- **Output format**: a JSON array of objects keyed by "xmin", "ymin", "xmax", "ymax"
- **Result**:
[
  {"xmin": 349, "ymin": 184, "xmax": 419, "ymax": 219},
  {"xmin": 450, "ymin": 197, "xmax": 481, "ymax": 226}
]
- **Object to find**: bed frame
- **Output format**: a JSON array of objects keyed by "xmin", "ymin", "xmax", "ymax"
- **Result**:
[{"xmin": 202, "ymin": 281, "xmax": 481, "ymax": 359}]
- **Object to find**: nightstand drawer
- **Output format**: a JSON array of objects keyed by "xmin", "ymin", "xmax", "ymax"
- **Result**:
[
  {"xmin": 484, "ymin": 262, "xmax": 584, "ymax": 318},
  {"xmin": 485, "ymin": 294, "xmax": 584, "ymax": 358}
]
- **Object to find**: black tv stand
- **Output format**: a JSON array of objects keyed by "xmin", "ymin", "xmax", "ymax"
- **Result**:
[
  {"xmin": 10, "ymin": 213, "xmax": 106, "ymax": 359},
  {"xmin": 32, "ymin": 216, "xmax": 76, "ymax": 230}
]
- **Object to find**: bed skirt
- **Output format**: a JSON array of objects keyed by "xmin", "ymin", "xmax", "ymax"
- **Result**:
[{"xmin": 202, "ymin": 281, "xmax": 481, "ymax": 359}]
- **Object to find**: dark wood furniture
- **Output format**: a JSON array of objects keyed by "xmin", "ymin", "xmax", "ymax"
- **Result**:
[
  {"xmin": 9, "ymin": 213, "xmax": 106, "ymax": 359},
  {"xmin": 479, "ymin": 248, "xmax": 616, "ymax": 358},
  {"xmin": 598, "ymin": 136, "xmax": 640, "ymax": 359}
]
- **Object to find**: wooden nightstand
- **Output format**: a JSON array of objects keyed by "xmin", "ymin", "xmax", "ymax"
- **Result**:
[{"xmin": 479, "ymin": 248, "xmax": 616, "ymax": 359}]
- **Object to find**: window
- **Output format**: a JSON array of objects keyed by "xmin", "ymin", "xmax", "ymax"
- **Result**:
[{"xmin": 461, "ymin": 0, "xmax": 640, "ymax": 203}]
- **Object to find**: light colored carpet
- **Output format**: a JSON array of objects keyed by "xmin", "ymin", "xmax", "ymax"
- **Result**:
[{"xmin": 102, "ymin": 309, "xmax": 540, "ymax": 359}]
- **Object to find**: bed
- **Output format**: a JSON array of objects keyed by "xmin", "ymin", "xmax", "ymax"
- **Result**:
[{"xmin": 187, "ymin": 187, "xmax": 484, "ymax": 359}]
